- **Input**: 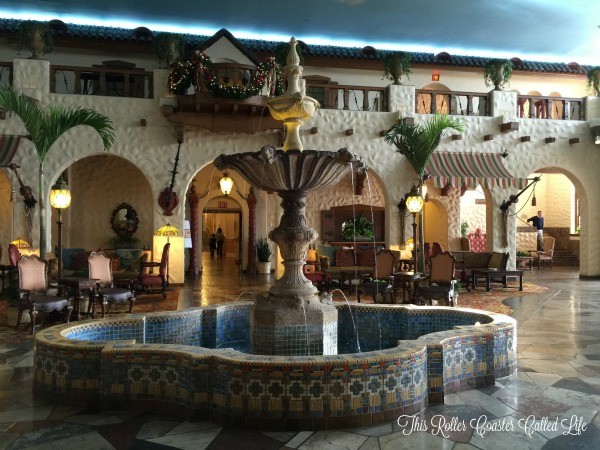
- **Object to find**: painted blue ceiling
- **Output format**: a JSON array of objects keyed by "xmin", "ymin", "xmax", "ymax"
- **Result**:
[{"xmin": 0, "ymin": 0, "xmax": 598, "ymax": 64}]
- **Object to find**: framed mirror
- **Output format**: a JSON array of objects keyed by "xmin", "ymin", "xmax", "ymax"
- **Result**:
[{"xmin": 111, "ymin": 202, "xmax": 139, "ymax": 239}]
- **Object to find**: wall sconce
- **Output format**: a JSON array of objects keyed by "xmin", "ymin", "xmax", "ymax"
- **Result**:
[
  {"xmin": 219, "ymin": 172, "xmax": 234, "ymax": 195},
  {"xmin": 431, "ymin": 72, "xmax": 440, "ymax": 81}
]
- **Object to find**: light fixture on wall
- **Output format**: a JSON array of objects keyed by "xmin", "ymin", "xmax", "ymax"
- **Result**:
[
  {"xmin": 49, "ymin": 176, "xmax": 72, "ymax": 279},
  {"xmin": 219, "ymin": 172, "xmax": 234, "ymax": 195},
  {"xmin": 531, "ymin": 184, "xmax": 537, "ymax": 207}
]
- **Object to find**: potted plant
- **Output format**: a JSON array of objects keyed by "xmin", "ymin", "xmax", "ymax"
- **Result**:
[
  {"xmin": 17, "ymin": 20, "xmax": 53, "ymax": 59},
  {"xmin": 587, "ymin": 67, "xmax": 600, "ymax": 96},
  {"xmin": 342, "ymin": 216, "xmax": 375, "ymax": 241},
  {"xmin": 461, "ymin": 221, "xmax": 469, "ymax": 238},
  {"xmin": 153, "ymin": 32, "xmax": 185, "ymax": 68},
  {"xmin": 256, "ymin": 237, "xmax": 272, "ymax": 274},
  {"xmin": 483, "ymin": 58, "xmax": 513, "ymax": 90},
  {"xmin": 383, "ymin": 51, "xmax": 412, "ymax": 85}
]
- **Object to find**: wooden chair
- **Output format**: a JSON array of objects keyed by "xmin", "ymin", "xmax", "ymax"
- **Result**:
[
  {"xmin": 358, "ymin": 249, "xmax": 397, "ymax": 303},
  {"xmin": 529, "ymin": 235, "xmax": 555, "ymax": 269},
  {"xmin": 416, "ymin": 251, "xmax": 457, "ymax": 307},
  {"xmin": 17, "ymin": 255, "xmax": 72, "ymax": 334},
  {"xmin": 303, "ymin": 248, "xmax": 332, "ymax": 291},
  {"xmin": 137, "ymin": 243, "xmax": 170, "ymax": 298},
  {"xmin": 88, "ymin": 251, "xmax": 135, "ymax": 317}
]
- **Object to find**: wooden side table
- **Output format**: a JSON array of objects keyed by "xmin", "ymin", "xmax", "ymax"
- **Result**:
[
  {"xmin": 516, "ymin": 256, "xmax": 534, "ymax": 271},
  {"xmin": 59, "ymin": 277, "xmax": 99, "ymax": 320}
]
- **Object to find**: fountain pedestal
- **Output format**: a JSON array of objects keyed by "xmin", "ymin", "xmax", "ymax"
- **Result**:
[{"xmin": 252, "ymin": 189, "xmax": 337, "ymax": 355}]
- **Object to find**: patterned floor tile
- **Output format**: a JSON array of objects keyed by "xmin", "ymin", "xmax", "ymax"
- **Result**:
[
  {"xmin": 147, "ymin": 425, "xmax": 222, "ymax": 449},
  {"xmin": 298, "ymin": 430, "xmax": 368, "ymax": 450},
  {"xmin": 207, "ymin": 428, "xmax": 283, "ymax": 449}
]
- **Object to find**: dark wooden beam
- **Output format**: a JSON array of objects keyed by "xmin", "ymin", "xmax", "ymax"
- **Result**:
[
  {"xmin": 500, "ymin": 121, "xmax": 519, "ymax": 133},
  {"xmin": 311, "ymin": 127, "xmax": 318, "ymax": 134},
  {"xmin": 379, "ymin": 130, "xmax": 386, "ymax": 137},
  {"xmin": 545, "ymin": 137, "xmax": 556, "ymax": 143},
  {"xmin": 452, "ymin": 134, "xmax": 462, "ymax": 141},
  {"xmin": 403, "ymin": 117, "xmax": 415, "ymax": 126},
  {"xmin": 569, "ymin": 138, "xmax": 579, "ymax": 144},
  {"xmin": 520, "ymin": 136, "xmax": 531, "ymax": 142},
  {"xmin": 346, "ymin": 128, "xmax": 353, "ymax": 136},
  {"xmin": 484, "ymin": 134, "xmax": 493, "ymax": 141}
]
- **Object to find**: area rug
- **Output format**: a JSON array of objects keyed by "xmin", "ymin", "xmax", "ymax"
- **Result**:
[{"xmin": 331, "ymin": 282, "xmax": 547, "ymax": 316}]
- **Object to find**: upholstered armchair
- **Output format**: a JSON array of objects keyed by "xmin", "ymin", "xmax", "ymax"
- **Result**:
[
  {"xmin": 137, "ymin": 243, "xmax": 170, "ymax": 298},
  {"xmin": 88, "ymin": 251, "xmax": 135, "ymax": 317},
  {"xmin": 17, "ymin": 255, "xmax": 72, "ymax": 334}
]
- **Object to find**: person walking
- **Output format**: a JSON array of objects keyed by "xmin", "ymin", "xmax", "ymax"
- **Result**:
[
  {"xmin": 215, "ymin": 227, "xmax": 225, "ymax": 259},
  {"xmin": 209, "ymin": 233, "xmax": 217, "ymax": 259},
  {"xmin": 527, "ymin": 210, "xmax": 544, "ymax": 251}
]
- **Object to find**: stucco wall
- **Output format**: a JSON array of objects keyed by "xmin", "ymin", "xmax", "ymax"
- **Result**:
[{"xmin": 1, "ymin": 55, "xmax": 600, "ymax": 278}]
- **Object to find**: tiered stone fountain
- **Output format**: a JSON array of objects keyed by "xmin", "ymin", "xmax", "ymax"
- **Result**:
[{"xmin": 214, "ymin": 38, "xmax": 364, "ymax": 355}]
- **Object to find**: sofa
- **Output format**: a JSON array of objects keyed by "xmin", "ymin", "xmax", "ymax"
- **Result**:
[{"xmin": 452, "ymin": 251, "xmax": 509, "ymax": 291}]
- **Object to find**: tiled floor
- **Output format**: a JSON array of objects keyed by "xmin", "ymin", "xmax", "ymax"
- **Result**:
[{"xmin": 1, "ymin": 256, "xmax": 600, "ymax": 449}]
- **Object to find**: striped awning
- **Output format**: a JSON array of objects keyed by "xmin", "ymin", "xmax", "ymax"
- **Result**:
[
  {"xmin": 0, "ymin": 135, "xmax": 22, "ymax": 167},
  {"xmin": 425, "ymin": 152, "xmax": 526, "ymax": 190}
]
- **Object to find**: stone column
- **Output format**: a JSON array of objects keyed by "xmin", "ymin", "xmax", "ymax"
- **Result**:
[
  {"xmin": 246, "ymin": 186, "xmax": 257, "ymax": 274},
  {"xmin": 187, "ymin": 182, "xmax": 200, "ymax": 276}
]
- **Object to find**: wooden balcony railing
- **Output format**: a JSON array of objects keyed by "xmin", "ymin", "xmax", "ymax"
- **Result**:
[
  {"xmin": 416, "ymin": 89, "xmax": 490, "ymax": 116},
  {"xmin": 517, "ymin": 95, "xmax": 585, "ymax": 121},
  {"xmin": 50, "ymin": 65, "xmax": 154, "ymax": 98},
  {"xmin": 0, "ymin": 61, "xmax": 13, "ymax": 87},
  {"xmin": 307, "ymin": 83, "xmax": 387, "ymax": 111}
]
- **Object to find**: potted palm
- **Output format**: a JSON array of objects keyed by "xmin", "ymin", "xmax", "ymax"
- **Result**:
[
  {"xmin": 17, "ymin": 20, "xmax": 53, "ymax": 59},
  {"xmin": 0, "ymin": 87, "xmax": 114, "ymax": 255},
  {"xmin": 383, "ymin": 51, "xmax": 412, "ymax": 85},
  {"xmin": 384, "ymin": 114, "xmax": 466, "ymax": 272},
  {"xmin": 587, "ymin": 67, "xmax": 600, "ymax": 96},
  {"xmin": 256, "ymin": 237, "xmax": 272, "ymax": 274},
  {"xmin": 483, "ymin": 59, "xmax": 513, "ymax": 90}
]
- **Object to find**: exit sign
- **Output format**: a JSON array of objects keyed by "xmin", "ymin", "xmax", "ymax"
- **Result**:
[{"xmin": 218, "ymin": 201, "xmax": 227, "ymax": 208}]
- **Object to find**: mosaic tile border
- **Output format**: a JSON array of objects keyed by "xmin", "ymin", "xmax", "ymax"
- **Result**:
[{"xmin": 33, "ymin": 303, "xmax": 516, "ymax": 429}]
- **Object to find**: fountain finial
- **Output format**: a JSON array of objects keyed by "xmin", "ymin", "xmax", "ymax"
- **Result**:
[
  {"xmin": 266, "ymin": 37, "xmax": 319, "ymax": 151},
  {"xmin": 287, "ymin": 37, "xmax": 300, "ymax": 67}
]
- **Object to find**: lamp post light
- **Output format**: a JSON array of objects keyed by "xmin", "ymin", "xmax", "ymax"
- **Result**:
[
  {"xmin": 405, "ymin": 184, "xmax": 424, "ymax": 274},
  {"xmin": 49, "ymin": 176, "xmax": 71, "ymax": 279}
]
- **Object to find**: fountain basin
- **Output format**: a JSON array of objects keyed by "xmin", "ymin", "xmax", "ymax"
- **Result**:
[{"xmin": 33, "ymin": 304, "xmax": 516, "ymax": 429}]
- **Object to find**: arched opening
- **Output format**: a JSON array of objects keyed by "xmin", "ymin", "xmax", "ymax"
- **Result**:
[
  {"xmin": 422, "ymin": 198, "xmax": 449, "ymax": 250},
  {"xmin": 459, "ymin": 185, "xmax": 489, "ymax": 252},
  {"xmin": 515, "ymin": 169, "xmax": 580, "ymax": 268},
  {"xmin": 50, "ymin": 154, "xmax": 154, "ymax": 270}
]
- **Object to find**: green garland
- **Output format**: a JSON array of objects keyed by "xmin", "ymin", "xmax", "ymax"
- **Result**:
[{"xmin": 168, "ymin": 52, "xmax": 284, "ymax": 99}]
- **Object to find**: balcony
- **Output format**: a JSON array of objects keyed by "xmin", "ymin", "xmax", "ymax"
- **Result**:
[
  {"xmin": 517, "ymin": 95, "xmax": 585, "ymax": 120},
  {"xmin": 51, "ymin": 62, "xmax": 154, "ymax": 98},
  {"xmin": 416, "ymin": 89, "xmax": 490, "ymax": 116}
]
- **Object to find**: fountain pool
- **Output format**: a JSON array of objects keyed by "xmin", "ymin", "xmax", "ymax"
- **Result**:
[{"xmin": 33, "ymin": 302, "xmax": 516, "ymax": 429}]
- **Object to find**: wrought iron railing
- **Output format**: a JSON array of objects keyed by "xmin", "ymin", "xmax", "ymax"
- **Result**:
[{"xmin": 50, "ymin": 65, "xmax": 154, "ymax": 98}]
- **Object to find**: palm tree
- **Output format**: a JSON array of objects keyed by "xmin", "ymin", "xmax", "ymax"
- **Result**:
[
  {"xmin": 384, "ymin": 114, "xmax": 465, "ymax": 272},
  {"xmin": 0, "ymin": 87, "xmax": 115, "ymax": 255}
]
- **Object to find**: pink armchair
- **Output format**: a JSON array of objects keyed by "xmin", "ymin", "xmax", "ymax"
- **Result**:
[
  {"xmin": 17, "ymin": 255, "xmax": 72, "ymax": 333},
  {"xmin": 88, "ymin": 251, "xmax": 135, "ymax": 317}
]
